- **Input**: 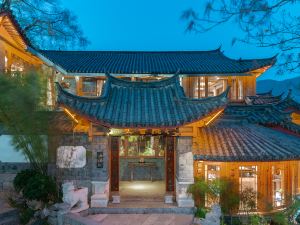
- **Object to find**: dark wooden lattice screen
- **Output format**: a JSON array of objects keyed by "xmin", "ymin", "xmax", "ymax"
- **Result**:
[
  {"xmin": 165, "ymin": 136, "xmax": 175, "ymax": 192},
  {"xmin": 110, "ymin": 136, "xmax": 120, "ymax": 192}
]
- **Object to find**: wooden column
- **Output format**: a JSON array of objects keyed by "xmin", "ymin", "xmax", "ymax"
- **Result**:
[
  {"xmin": 205, "ymin": 77, "xmax": 208, "ymax": 97},
  {"xmin": 257, "ymin": 162, "xmax": 272, "ymax": 211},
  {"xmin": 227, "ymin": 77, "xmax": 232, "ymax": 100},
  {"xmin": 110, "ymin": 136, "xmax": 120, "ymax": 192},
  {"xmin": 75, "ymin": 77, "xmax": 83, "ymax": 96},
  {"xmin": 0, "ymin": 43, "xmax": 5, "ymax": 73},
  {"xmin": 165, "ymin": 136, "xmax": 175, "ymax": 192}
]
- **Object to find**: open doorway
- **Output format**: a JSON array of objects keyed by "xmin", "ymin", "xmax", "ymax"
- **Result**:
[{"xmin": 110, "ymin": 135, "xmax": 175, "ymax": 202}]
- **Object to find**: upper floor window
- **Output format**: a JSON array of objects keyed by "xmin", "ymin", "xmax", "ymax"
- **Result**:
[
  {"xmin": 208, "ymin": 77, "xmax": 227, "ymax": 97},
  {"xmin": 194, "ymin": 77, "xmax": 205, "ymax": 98},
  {"xmin": 82, "ymin": 77, "xmax": 105, "ymax": 96}
]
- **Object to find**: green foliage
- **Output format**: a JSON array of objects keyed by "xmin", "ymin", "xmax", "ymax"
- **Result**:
[
  {"xmin": 195, "ymin": 207, "xmax": 207, "ymax": 218},
  {"xmin": 0, "ymin": 71, "xmax": 51, "ymax": 174},
  {"xmin": 22, "ymin": 173, "xmax": 58, "ymax": 203},
  {"xmin": 271, "ymin": 212, "xmax": 288, "ymax": 225},
  {"xmin": 187, "ymin": 177, "xmax": 222, "ymax": 207},
  {"xmin": 218, "ymin": 178, "xmax": 240, "ymax": 215},
  {"xmin": 248, "ymin": 215, "xmax": 268, "ymax": 225},
  {"xmin": 13, "ymin": 169, "xmax": 39, "ymax": 192},
  {"xmin": 13, "ymin": 169, "xmax": 60, "ymax": 204}
]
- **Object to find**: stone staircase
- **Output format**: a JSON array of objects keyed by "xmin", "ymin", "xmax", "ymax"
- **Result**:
[{"xmin": 0, "ymin": 209, "xmax": 19, "ymax": 225}]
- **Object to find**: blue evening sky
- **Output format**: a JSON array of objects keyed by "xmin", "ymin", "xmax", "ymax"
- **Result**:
[{"xmin": 61, "ymin": 0, "xmax": 298, "ymax": 81}]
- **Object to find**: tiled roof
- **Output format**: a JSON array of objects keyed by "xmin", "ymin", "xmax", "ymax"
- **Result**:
[
  {"xmin": 194, "ymin": 123, "xmax": 300, "ymax": 162},
  {"xmin": 56, "ymin": 74, "xmax": 229, "ymax": 128},
  {"xmin": 39, "ymin": 49, "xmax": 275, "ymax": 75},
  {"xmin": 0, "ymin": 8, "xmax": 33, "ymax": 47},
  {"xmin": 245, "ymin": 90, "xmax": 283, "ymax": 105},
  {"xmin": 275, "ymin": 91, "xmax": 300, "ymax": 112},
  {"xmin": 223, "ymin": 104, "xmax": 290, "ymax": 124}
]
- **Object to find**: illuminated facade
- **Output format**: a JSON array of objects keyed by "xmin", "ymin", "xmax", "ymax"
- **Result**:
[{"xmin": 1, "ymin": 8, "xmax": 300, "ymax": 213}]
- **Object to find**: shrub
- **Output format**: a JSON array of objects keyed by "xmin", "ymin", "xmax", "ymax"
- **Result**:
[
  {"xmin": 13, "ymin": 169, "xmax": 39, "ymax": 192},
  {"xmin": 14, "ymin": 169, "xmax": 59, "ymax": 204},
  {"xmin": 22, "ymin": 173, "xmax": 58, "ymax": 204},
  {"xmin": 195, "ymin": 207, "xmax": 207, "ymax": 218}
]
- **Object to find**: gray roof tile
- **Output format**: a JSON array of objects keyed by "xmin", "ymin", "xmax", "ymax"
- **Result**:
[{"xmin": 40, "ymin": 49, "xmax": 275, "ymax": 74}]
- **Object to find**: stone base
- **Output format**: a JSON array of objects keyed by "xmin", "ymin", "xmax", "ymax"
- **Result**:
[
  {"xmin": 176, "ymin": 198, "xmax": 194, "ymax": 207},
  {"xmin": 112, "ymin": 192, "xmax": 121, "ymax": 204},
  {"xmin": 176, "ymin": 180, "xmax": 195, "ymax": 208},
  {"xmin": 70, "ymin": 203, "xmax": 89, "ymax": 213},
  {"xmin": 164, "ymin": 193, "xmax": 173, "ymax": 204},
  {"xmin": 91, "ymin": 180, "xmax": 110, "ymax": 208},
  {"xmin": 91, "ymin": 194, "xmax": 109, "ymax": 207}
]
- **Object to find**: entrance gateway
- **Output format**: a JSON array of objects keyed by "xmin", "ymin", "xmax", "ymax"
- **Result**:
[
  {"xmin": 110, "ymin": 136, "xmax": 175, "ymax": 202},
  {"xmin": 55, "ymin": 73, "xmax": 230, "ymax": 208}
]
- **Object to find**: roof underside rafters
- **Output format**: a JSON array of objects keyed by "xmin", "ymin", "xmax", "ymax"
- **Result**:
[{"xmin": 0, "ymin": 10, "xmax": 32, "ymax": 48}]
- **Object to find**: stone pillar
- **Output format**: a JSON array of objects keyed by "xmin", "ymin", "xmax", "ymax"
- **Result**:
[
  {"xmin": 176, "ymin": 136, "xmax": 195, "ymax": 207},
  {"xmin": 90, "ymin": 136, "xmax": 110, "ymax": 207}
]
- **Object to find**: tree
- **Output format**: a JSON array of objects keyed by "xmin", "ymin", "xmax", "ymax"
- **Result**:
[
  {"xmin": 0, "ymin": 71, "xmax": 51, "ymax": 174},
  {"xmin": 1, "ymin": 0, "xmax": 89, "ymax": 49},
  {"xmin": 182, "ymin": 0, "xmax": 300, "ymax": 74}
]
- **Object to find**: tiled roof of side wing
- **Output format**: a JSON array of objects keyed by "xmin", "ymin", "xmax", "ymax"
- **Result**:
[
  {"xmin": 39, "ymin": 49, "xmax": 276, "ymax": 74},
  {"xmin": 0, "ymin": 8, "xmax": 33, "ymax": 47},
  {"xmin": 194, "ymin": 123, "xmax": 300, "ymax": 162},
  {"xmin": 56, "ymin": 74, "xmax": 229, "ymax": 128},
  {"xmin": 275, "ymin": 91, "xmax": 300, "ymax": 112}
]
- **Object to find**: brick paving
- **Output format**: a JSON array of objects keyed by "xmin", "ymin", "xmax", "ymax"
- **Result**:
[{"xmin": 87, "ymin": 214, "xmax": 194, "ymax": 225}]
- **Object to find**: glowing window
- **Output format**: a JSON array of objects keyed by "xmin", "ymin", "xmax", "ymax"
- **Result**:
[{"xmin": 272, "ymin": 166, "xmax": 284, "ymax": 207}]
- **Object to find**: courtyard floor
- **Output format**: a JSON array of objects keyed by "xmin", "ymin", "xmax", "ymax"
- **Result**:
[{"xmin": 87, "ymin": 214, "xmax": 194, "ymax": 225}]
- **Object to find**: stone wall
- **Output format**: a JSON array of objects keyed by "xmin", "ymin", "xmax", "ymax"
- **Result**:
[
  {"xmin": 48, "ymin": 134, "xmax": 109, "ymax": 195},
  {"xmin": 175, "ymin": 136, "xmax": 195, "ymax": 207}
]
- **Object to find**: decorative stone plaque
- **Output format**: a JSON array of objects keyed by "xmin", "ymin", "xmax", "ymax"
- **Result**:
[{"xmin": 57, "ymin": 146, "xmax": 86, "ymax": 168}]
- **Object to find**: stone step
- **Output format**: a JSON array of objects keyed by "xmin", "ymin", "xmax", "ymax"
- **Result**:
[
  {"xmin": 0, "ymin": 217, "xmax": 20, "ymax": 225},
  {"xmin": 0, "ymin": 209, "xmax": 18, "ymax": 221},
  {"xmin": 84, "ymin": 206, "xmax": 195, "ymax": 215},
  {"xmin": 0, "ymin": 209, "xmax": 19, "ymax": 225},
  {"xmin": 120, "ymin": 197, "xmax": 164, "ymax": 202}
]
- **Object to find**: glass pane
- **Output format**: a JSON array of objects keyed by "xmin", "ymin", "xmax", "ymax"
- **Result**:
[
  {"xmin": 208, "ymin": 77, "xmax": 227, "ymax": 97},
  {"xmin": 82, "ymin": 78, "xmax": 97, "ymax": 96},
  {"xmin": 194, "ymin": 77, "xmax": 205, "ymax": 98},
  {"xmin": 272, "ymin": 166, "xmax": 284, "ymax": 207},
  {"xmin": 127, "ymin": 136, "xmax": 139, "ymax": 156},
  {"xmin": 119, "ymin": 136, "xmax": 165, "ymax": 157}
]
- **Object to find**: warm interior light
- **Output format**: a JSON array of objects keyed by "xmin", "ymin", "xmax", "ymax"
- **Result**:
[
  {"xmin": 131, "ymin": 184, "xmax": 146, "ymax": 190},
  {"xmin": 63, "ymin": 108, "xmax": 79, "ymax": 123},
  {"xmin": 205, "ymin": 109, "xmax": 224, "ymax": 126}
]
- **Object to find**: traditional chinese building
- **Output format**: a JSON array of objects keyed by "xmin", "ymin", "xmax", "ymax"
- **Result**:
[{"xmin": 1, "ymin": 8, "xmax": 300, "ymax": 213}]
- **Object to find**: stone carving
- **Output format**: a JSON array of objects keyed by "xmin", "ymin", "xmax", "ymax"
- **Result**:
[
  {"xmin": 91, "ymin": 180, "xmax": 110, "ymax": 207},
  {"xmin": 57, "ymin": 146, "xmax": 86, "ymax": 168},
  {"xmin": 62, "ymin": 182, "xmax": 89, "ymax": 213}
]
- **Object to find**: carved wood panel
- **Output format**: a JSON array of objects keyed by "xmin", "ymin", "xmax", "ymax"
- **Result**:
[
  {"xmin": 110, "ymin": 136, "xmax": 120, "ymax": 192},
  {"xmin": 165, "ymin": 136, "xmax": 175, "ymax": 192}
]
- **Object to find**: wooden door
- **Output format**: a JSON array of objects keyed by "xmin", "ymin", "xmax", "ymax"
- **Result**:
[
  {"xmin": 165, "ymin": 136, "xmax": 175, "ymax": 192},
  {"xmin": 110, "ymin": 136, "xmax": 120, "ymax": 192}
]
